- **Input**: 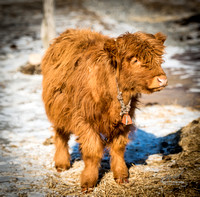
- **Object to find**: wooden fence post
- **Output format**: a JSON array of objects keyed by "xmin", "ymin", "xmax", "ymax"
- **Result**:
[{"xmin": 41, "ymin": 0, "xmax": 56, "ymax": 49}]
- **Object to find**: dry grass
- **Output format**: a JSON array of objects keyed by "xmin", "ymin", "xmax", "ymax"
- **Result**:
[{"xmin": 44, "ymin": 118, "xmax": 200, "ymax": 196}]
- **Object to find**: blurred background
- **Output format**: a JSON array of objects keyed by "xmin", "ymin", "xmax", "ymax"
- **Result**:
[{"xmin": 0, "ymin": 0, "xmax": 200, "ymax": 108}]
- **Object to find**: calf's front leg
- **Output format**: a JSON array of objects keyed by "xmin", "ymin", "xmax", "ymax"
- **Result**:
[{"xmin": 110, "ymin": 134, "xmax": 129, "ymax": 184}]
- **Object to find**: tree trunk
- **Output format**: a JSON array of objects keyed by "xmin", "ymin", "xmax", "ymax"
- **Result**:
[{"xmin": 41, "ymin": 0, "xmax": 56, "ymax": 49}]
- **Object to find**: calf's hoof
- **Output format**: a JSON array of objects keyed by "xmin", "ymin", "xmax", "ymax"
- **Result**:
[
  {"xmin": 81, "ymin": 187, "xmax": 94, "ymax": 193},
  {"xmin": 115, "ymin": 177, "xmax": 129, "ymax": 184},
  {"xmin": 55, "ymin": 163, "xmax": 70, "ymax": 172}
]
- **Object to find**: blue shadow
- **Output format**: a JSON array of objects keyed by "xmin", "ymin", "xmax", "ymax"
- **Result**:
[{"xmin": 70, "ymin": 128, "xmax": 182, "ymax": 167}]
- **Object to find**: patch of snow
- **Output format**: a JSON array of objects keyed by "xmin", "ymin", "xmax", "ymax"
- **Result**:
[
  {"xmin": 163, "ymin": 46, "xmax": 185, "ymax": 69},
  {"xmin": 172, "ymin": 71, "xmax": 184, "ymax": 75},
  {"xmin": 175, "ymin": 83, "xmax": 183, "ymax": 87},
  {"xmin": 180, "ymin": 74, "xmax": 193, "ymax": 79},
  {"xmin": 146, "ymin": 154, "xmax": 163, "ymax": 164},
  {"xmin": 189, "ymin": 88, "xmax": 200, "ymax": 93},
  {"xmin": 135, "ymin": 105, "xmax": 200, "ymax": 137},
  {"xmin": 124, "ymin": 105, "xmax": 200, "ymax": 164}
]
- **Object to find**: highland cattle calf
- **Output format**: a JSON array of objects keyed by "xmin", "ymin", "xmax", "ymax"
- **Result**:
[{"xmin": 42, "ymin": 29, "xmax": 167, "ymax": 191}]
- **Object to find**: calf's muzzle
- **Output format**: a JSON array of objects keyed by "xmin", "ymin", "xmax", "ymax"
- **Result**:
[
  {"xmin": 157, "ymin": 75, "xmax": 168, "ymax": 87},
  {"xmin": 148, "ymin": 75, "xmax": 168, "ymax": 89}
]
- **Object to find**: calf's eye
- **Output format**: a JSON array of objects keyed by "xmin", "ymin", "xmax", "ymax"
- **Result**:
[{"xmin": 131, "ymin": 57, "xmax": 138, "ymax": 64}]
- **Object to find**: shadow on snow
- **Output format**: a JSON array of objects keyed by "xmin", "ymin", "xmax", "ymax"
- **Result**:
[{"xmin": 70, "ymin": 128, "xmax": 182, "ymax": 168}]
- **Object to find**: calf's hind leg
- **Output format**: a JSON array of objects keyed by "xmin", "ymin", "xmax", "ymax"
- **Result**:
[
  {"xmin": 54, "ymin": 128, "xmax": 71, "ymax": 172},
  {"xmin": 110, "ymin": 134, "xmax": 129, "ymax": 184}
]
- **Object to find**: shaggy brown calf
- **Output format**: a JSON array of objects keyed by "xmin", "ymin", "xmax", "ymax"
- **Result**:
[{"xmin": 42, "ymin": 29, "xmax": 167, "ymax": 190}]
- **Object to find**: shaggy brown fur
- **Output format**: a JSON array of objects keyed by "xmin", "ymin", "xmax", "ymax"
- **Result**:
[{"xmin": 42, "ymin": 29, "xmax": 167, "ymax": 190}]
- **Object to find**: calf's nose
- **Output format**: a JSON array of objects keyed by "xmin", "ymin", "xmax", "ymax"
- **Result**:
[{"xmin": 157, "ymin": 76, "xmax": 168, "ymax": 87}]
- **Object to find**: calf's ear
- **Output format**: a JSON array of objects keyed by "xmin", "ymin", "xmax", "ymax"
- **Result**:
[
  {"xmin": 154, "ymin": 32, "xmax": 167, "ymax": 44},
  {"xmin": 104, "ymin": 39, "xmax": 117, "ymax": 58},
  {"xmin": 104, "ymin": 39, "xmax": 120, "ymax": 69}
]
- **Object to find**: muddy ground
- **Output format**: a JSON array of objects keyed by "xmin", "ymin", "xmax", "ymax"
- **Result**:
[{"xmin": 0, "ymin": 0, "xmax": 200, "ymax": 196}]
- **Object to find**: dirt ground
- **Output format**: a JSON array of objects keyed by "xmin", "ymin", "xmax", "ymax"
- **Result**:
[{"xmin": 43, "ymin": 118, "xmax": 200, "ymax": 196}]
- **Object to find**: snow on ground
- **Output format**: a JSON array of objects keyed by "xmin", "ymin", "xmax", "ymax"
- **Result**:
[
  {"xmin": 0, "ymin": 3, "xmax": 200, "ymax": 195},
  {"xmin": 136, "ymin": 105, "xmax": 199, "ymax": 137}
]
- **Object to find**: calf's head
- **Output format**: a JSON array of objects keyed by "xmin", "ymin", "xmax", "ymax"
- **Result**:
[{"xmin": 104, "ymin": 31, "xmax": 167, "ymax": 94}]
